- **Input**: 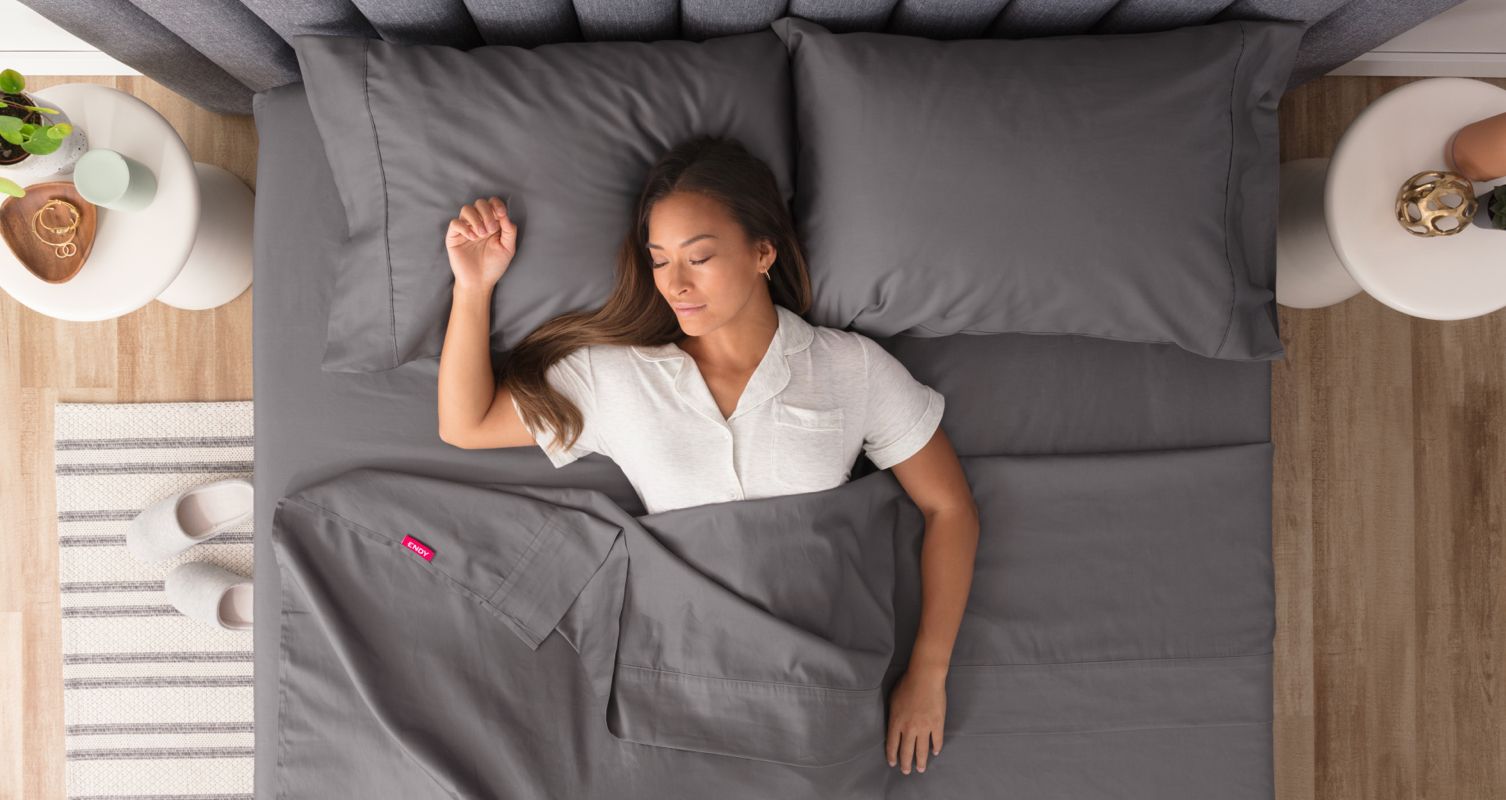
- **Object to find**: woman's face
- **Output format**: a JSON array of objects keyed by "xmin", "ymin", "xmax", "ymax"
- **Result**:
[{"xmin": 646, "ymin": 191, "xmax": 774, "ymax": 337}]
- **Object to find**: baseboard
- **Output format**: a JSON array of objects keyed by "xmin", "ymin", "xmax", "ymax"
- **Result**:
[
  {"xmin": 0, "ymin": 51, "xmax": 140, "ymax": 76},
  {"xmin": 0, "ymin": 0, "xmax": 138, "ymax": 76},
  {"xmin": 1328, "ymin": 0, "xmax": 1506, "ymax": 78}
]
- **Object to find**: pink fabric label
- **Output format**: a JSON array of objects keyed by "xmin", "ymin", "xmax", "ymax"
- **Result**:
[{"xmin": 401, "ymin": 534, "xmax": 435, "ymax": 562}]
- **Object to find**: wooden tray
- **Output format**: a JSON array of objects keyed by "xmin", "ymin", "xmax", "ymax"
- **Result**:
[{"xmin": 0, "ymin": 181, "xmax": 98, "ymax": 284}]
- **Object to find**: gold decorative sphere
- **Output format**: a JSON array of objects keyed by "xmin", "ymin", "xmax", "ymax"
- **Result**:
[{"xmin": 1395, "ymin": 170, "xmax": 1477, "ymax": 237}]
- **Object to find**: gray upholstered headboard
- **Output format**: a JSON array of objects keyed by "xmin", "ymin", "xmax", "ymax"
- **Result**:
[{"xmin": 16, "ymin": 0, "xmax": 1462, "ymax": 115}]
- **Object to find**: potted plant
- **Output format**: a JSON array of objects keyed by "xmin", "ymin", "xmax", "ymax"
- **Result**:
[
  {"xmin": 1475, "ymin": 185, "xmax": 1506, "ymax": 231},
  {"xmin": 0, "ymin": 68, "xmax": 88, "ymax": 197}
]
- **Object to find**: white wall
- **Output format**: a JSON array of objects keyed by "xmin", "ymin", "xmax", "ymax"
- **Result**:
[
  {"xmin": 0, "ymin": 0, "xmax": 1502, "ymax": 78},
  {"xmin": 0, "ymin": 0, "xmax": 138, "ymax": 75}
]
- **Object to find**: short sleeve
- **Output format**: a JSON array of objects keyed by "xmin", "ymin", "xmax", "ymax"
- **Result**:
[
  {"xmin": 859, "ymin": 336, "xmax": 945, "ymax": 470},
  {"xmin": 510, "ymin": 345, "xmax": 601, "ymax": 468}
]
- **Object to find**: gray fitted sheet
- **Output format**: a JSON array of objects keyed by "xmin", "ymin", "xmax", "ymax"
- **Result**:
[{"xmin": 251, "ymin": 81, "xmax": 1273, "ymax": 797}]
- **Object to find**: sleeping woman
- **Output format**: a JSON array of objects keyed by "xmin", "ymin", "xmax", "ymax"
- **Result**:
[{"xmin": 435, "ymin": 134, "xmax": 979, "ymax": 776}]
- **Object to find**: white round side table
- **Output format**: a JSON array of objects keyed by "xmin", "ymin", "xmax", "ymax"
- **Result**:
[
  {"xmin": 1277, "ymin": 78, "xmax": 1506, "ymax": 317},
  {"xmin": 0, "ymin": 83, "xmax": 253, "ymax": 320}
]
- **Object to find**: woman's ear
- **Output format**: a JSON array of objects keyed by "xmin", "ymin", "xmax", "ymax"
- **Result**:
[{"xmin": 760, "ymin": 238, "xmax": 777, "ymax": 270}]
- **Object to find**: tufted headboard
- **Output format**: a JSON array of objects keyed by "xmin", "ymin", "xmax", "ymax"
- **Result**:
[{"xmin": 16, "ymin": 0, "xmax": 1463, "ymax": 115}]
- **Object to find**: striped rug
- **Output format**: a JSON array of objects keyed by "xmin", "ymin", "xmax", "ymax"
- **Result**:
[{"xmin": 54, "ymin": 400, "xmax": 254, "ymax": 800}]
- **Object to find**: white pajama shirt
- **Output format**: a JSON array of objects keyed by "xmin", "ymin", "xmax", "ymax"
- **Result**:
[{"xmin": 513, "ymin": 303, "xmax": 945, "ymax": 515}]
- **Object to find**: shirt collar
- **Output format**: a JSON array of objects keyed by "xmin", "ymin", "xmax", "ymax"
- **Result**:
[
  {"xmin": 631, "ymin": 304, "xmax": 815, "ymax": 424},
  {"xmin": 630, "ymin": 304, "xmax": 814, "ymax": 363}
]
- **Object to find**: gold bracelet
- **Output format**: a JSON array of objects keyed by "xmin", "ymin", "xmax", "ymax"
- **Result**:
[
  {"xmin": 31, "ymin": 199, "xmax": 80, "ymax": 258},
  {"xmin": 33, "ymin": 199, "xmax": 80, "ymax": 235}
]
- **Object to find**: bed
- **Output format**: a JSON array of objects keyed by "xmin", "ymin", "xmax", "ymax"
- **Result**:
[
  {"xmin": 251, "ymin": 86, "xmax": 1276, "ymax": 799},
  {"xmin": 225, "ymin": 2, "xmax": 1455, "ymax": 798}
]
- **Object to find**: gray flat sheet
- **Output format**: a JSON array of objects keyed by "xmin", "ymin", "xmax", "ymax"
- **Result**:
[
  {"xmin": 271, "ymin": 444, "xmax": 1272, "ymax": 798},
  {"xmin": 252, "ymin": 81, "xmax": 1275, "ymax": 798}
]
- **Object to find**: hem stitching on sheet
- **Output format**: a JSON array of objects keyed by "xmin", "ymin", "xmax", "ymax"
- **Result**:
[
  {"xmin": 607, "ymin": 729, "xmax": 880, "ymax": 770},
  {"xmin": 362, "ymin": 38, "xmax": 400, "ymax": 368},
  {"xmin": 1214, "ymin": 21, "xmax": 1248, "ymax": 359},
  {"xmin": 957, "ymin": 438, "xmax": 1272, "ymax": 461},
  {"xmin": 616, "ymin": 662, "xmax": 883, "ymax": 694},
  {"xmin": 911, "ymin": 321, "xmax": 1181, "ymax": 347},
  {"xmin": 947, "ymin": 650, "xmax": 1275, "ymax": 670},
  {"xmin": 487, "ymin": 513, "xmax": 561, "ymax": 610},
  {"xmin": 906, "ymin": 324, "xmax": 1278, "ymax": 361},
  {"xmin": 274, "ymin": 561, "xmax": 294, "ymax": 800},
  {"xmin": 948, "ymin": 720, "xmax": 1272, "ymax": 739}
]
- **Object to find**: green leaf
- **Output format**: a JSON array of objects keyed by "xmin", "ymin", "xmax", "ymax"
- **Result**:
[
  {"xmin": 16, "ymin": 103, "xmax": 61, "ymax": 115},
  {"xmin": 0, "ymin": 129, "xmax": 21, "ymax": 145},
  {"xmin": 1490, "ymin": 191, "xmax": 1506, "ymax": 230},
  {"xmin": 0, "ymin": 69, "xmax": 24, "ymax": 95},
  {"xmin": 0, "ymin": 115, "xmax": 20, "ymax": 136},
  {"xmin": 22, "ymin": 134, "xmax": 61, "ymax": 155},
  {"xmin": 0, "ymin": 176, "xmax": 23, "ymax": 197},
  {"xmin": 45, "ymin": 122, "xmax": 70, "ymax": 140}
]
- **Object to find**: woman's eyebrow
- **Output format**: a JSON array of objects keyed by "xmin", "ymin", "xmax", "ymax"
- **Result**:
[{"xmin": 647, "ymin": 234, "xmax": 718, "ymax": 250}]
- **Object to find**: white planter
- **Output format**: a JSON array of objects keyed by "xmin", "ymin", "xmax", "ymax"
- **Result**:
[{"xmin": 0, "ymin": 99, "xmax": 88, "ymax": 187}]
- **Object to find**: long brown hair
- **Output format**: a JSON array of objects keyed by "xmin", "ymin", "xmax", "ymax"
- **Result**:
[{"xmin": 501, "ymin": 134, "xmax": 813, "ymax": 453}]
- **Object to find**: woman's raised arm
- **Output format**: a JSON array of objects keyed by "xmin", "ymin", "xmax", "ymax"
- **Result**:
[{"xmin": 436, "ymin": 197, "xmax": 535, "ymax": 450}]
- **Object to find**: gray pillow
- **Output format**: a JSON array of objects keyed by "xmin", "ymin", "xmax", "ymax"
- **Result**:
[
  {"xmin": 770, "ymin": 17, "xmax": 1303, "ymax": 360},
  {"xmin": 293, "ymin": 32, "xmax": 794, "ymax": 372}
]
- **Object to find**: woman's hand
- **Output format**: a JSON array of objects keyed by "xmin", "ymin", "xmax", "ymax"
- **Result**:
[
  {"xmin": 446, "ymin": 196, "xmax": 518, "ymax": 293},
  {"xmin": 885, "ymin": 665, "xmax": 947, "ymax": 775}
]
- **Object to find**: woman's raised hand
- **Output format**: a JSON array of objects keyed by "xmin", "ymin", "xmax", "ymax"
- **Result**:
[{"xmin": 446, "ymin": 196, "xmax": 519, "ymax": 292}]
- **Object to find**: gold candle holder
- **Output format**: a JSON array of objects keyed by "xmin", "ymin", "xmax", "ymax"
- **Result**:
[{"xmin": 1396, "ymin": 170, "xmax": 1477, "ymax": 237}]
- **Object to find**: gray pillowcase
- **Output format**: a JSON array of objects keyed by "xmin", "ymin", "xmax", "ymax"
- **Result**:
[
  {"xmin": 770, "ymin": 16, "xmax": 1303, "ymax": 361},
  {"xmin": 293, "ymin": 32, "xmax": 794, "ymax": 372}
]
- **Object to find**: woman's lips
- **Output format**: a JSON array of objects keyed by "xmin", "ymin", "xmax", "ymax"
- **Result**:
[{"xmin": 673, "ymin": 304, "xmax": 706, "ymax": 316}]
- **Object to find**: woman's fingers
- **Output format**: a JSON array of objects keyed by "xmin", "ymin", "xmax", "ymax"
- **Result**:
[
  {"xmin": 446, "ymin": 216, "xmax": 482, "ymax": 246},
  {"xmin": 914, "ymin": 730, "xmax": 930, "ymax": 773},
  {"xmin": 451, "ymin": 197, "xmax": 514, "ymax": 247},
  {"xmin": 457, "ymin": 204, "xmax": 483, "ymax": 238},
  {"xmin": 473, "ymin": 198, "xmax": 498, "ymax": 235},
  {"xmin": 887, "ymin": 720, "xmax": 946, "ymax": 773},
  {"xmin": 491, "ymin": 197, "xmax": 517, "ymax": 249}
]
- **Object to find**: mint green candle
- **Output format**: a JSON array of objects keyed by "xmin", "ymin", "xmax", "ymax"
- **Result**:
[{"xmin": 74, "ymin": 148, "xmax": 157, "ymax": 212}]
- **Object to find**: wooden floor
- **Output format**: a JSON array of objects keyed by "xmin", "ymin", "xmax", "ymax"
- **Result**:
[
  {"xmin": 1273, "ymin": 77, "xmax": 1506, "ymax": 800},
  {"xmin": 0, "ymin": 76, "xmax": 257, "ymax": 800},
  {"xmin": 2, "ymin": 74, "xmax": 1503, "ymax": 800}
]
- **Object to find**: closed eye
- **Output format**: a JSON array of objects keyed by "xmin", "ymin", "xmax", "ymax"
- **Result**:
[{"xmin": 651, "ymin": 257, "xmax": 712, "ymax": 268}]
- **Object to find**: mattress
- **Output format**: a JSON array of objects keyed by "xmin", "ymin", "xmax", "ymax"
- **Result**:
[{"xmin": 251, "ymin": 82, "xmax": 1274, "ymax": 797}]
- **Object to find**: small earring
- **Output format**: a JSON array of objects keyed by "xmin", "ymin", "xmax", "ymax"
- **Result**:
[{"xmin": 762, "ymin": 271, "xmax": 771, "ymax": 281}]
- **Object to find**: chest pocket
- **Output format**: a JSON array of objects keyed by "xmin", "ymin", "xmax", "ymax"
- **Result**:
[{"xmin": 770, "ymin": 401, "xmax": 848, "ymax": 494}]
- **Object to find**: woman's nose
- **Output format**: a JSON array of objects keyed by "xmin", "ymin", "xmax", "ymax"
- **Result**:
[{"xmin": 665, "ymin": 262, "xmax": 692, "ymax": 295}]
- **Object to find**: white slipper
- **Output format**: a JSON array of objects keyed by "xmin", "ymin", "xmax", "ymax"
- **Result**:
[
  {"xmin": 165, "ymin": 561, "xmax": 253, "ymax": 631},
  {"xmin": 126, "ymin": 478, "xmax": 253, "ymax": 563}
]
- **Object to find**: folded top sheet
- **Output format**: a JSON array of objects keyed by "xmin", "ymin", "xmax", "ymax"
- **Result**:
[
  {"xmin": 274, "ymin": 465, "xmax": 923, "ymax": 774},
  {"xmin": 269, "ymin": 443, "xmax": 1274, "ymax": 799}
]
